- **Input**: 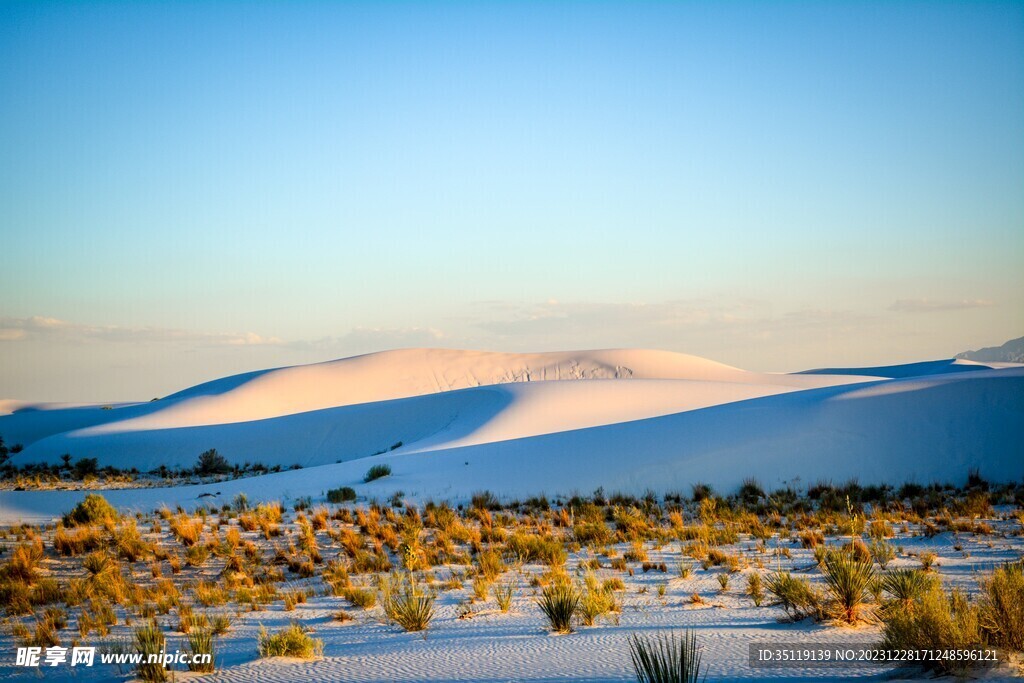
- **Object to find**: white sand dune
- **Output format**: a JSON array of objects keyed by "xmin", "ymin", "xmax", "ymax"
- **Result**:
[
  {"xmin": 0, "ymin": 348, "xmax": 876, "ymax": 468},
  {"xmin": 1, "ymin": 351, "xmax": 1019, "ymax": 525}
]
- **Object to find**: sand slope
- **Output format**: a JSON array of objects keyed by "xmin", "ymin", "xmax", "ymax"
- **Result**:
[
  {"xmin": 0, "ymin": 351, "xmax": 1019, "ymax": 524},
  {"xmin": 1, "ymin": 348, "xmax": 876, "ymax": 469}
]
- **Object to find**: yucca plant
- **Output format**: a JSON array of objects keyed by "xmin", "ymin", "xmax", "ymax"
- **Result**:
[
  {"xmin": 628, "ymin": 630, "xmax": 705, "ymax": 683},
  {"xmin": 134, "ymin": 620, "xmax": 167, "ymax": 682},
  {"xmin": 385, "ymin": 575, "xmax": 435, "ymax": 632},
  {"xmin": 186, "ymin": 628, "xmax": 216, "ymax": 672},
  {"xmin": 881, "ymin": 568, "xmax": 935, "ymax": 613},
  {"xmin": 537, "ymin": 582, "xmax": 580, "ymax": 633},
  {"xmin": 822, "ymin": 550, "xmax": 875, "ymax": 624}
]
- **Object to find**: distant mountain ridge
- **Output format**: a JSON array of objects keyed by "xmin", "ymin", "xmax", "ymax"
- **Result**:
[{"xmin": 957, "ymin": 336, "xmax": 1024, "ymax": 363}]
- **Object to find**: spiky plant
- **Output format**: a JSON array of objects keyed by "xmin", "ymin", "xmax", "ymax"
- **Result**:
[
  {"xmin": 881, "ymin": 568, "xmax": 935, "ymax": 613},
  {"xmin": 385, "ymin": 574, "xmax": 435, "ymax": 632},
  {"xmin": 822, "ymin": 550, "xmax": 875, "ymax": 624},
  {"xmin": 628, "ymin": 630, "xmax": 706, "ymax": 683},
  {"xmin": 537, "ymin": 582, "xmax": 580, "ymax": 633},
  {"xmin": 134, "ymin": 620, "xmax": 167, "ymax": 682},
  {"xmin": 186, "ymin": 628, "xmax": 215, "ymax": 672}
]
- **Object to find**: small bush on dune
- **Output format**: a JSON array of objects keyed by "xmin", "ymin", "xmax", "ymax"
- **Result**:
[
  {"xmin": 868, "ymin": 539, "xmax": 895, "ymax": 568},
  {"xmin": 364, "ymin": 464, "xmax": 391, "ymax": 482},
  {"xmin": 64, "ymin": 494, "xmax": 119, "ymax": 526},
  {"xmin": 258, "ymin": 622, "xmax": 323, "ymax": 659},
  {"xmin": 196, "ymin": 448, "xmax": 231, "ymax": 475},
  {"xmin": 327, "ymin": 486, "xmax": 357, "ymax": 503},
  {"xmin": 628, "ymin": 630, "xmax": 705, "ymax": 683},
  {"xmin": 747, "ymin": 572, "xmax": 764, "ymax": 606},
  {"xmin": 343, "ymin": 586, "xmax": 377, "ymax": 609},
  {"xmin": 538, "ymin": 582, "xmax": 580, "ymax": 633}
]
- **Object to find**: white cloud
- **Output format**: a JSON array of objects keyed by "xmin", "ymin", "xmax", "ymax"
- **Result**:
[
  {"xmin": 0, "ymin": 316, "xmax": 285, "ymax": 347},
  {"xmin": 889, "ymin": 298, "xmax": 994, "ymax": 313}
]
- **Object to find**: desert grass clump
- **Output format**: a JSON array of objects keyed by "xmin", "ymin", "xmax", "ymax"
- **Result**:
[
  {"xmin": 64, "ymin": 494, "xmax": 119, "ymax": 526},
  {"xmin": 364, "ymin": 464, "xmax": 392, "ymax": 482},
  {"xmin": 170, "ymin": 515, "xmax": 204, "ymax": 547},
  {"xmin": 343, "ymin": 586, "xmax": 377, "ymax": 609},
  {"xmin": 134, "ymin": 620, "xmax": 167, "ymax": 682},
  {"xmin": 579, "ymin": 583, "xmax": 618, "ymax": 626},
  {"xmin": 868, "ymin": 539, "xmax": 895, "ymax": 568},
  {"xmin": 747, "ymin": 572, "xmax": 764, "ymax": 606},
  {"xmin": 821, "ymin": 550, "xmax": 875, "ymax": 624},
  {"xmin": 1, "ymin": 538, "xmax": 45, "ymax": 584},
  {"xmin": 977, "ymin": 560, "xmax": 1024, "ymax": 651},
  {"xmin": 506, "ymin": 532, "xmax": 567, "ymax": 566},
  {"xmin": 918, "ymin": 551, "xmax": 937, "ymax": 571},
  {"xmin": 54, "ymin": 525, "xmax": 103, "ymax": 556},
  {"xmin": 186, "ymin": 628, "xmax": 216, "ymax": 672},
  {"xmin": 880, "ymin": 586, "xmax": 984, "ymax": 675},
  {"xmin": 628, "ymin": 630, "xmax": 705, "ymax": 683},
  {"xmin": 765, "ymin": 571, "xmax": 823, "ymax": 621},
  {"xmin": 494, "ymin": 581, "xmax": 515, "ymax": 612},
  {"xmin": 537, "ymin": 582, "xmax": 580, "ymax": 633},
  {"xmin": 258, "ymin": 622, "xmax": 324, "ymax": 659}
]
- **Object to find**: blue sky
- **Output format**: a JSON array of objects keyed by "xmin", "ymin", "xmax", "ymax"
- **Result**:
[{"xmin": 1, "ymin": 1, "xmax": 1022, "ymax": 400}]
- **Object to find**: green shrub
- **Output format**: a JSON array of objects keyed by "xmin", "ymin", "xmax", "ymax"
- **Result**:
[
  {"xmin": 364, "ymin": 464, "xmax": 391, "ymax": 483},
  {"xmin": 327, "ymin": 486, "xmax": 357, "ymax": 503},
  {"xmin": 628, "ymin": 630, "xmax": 705, "ymax": 683},
  {"xmin": 821, "ymin": 550, "xmax": 875, "ymax": 624},
  {"xmin": 537, "ymin": 583, "xmax": 580, "ymax": 633},
  {"xmin": 196, "ymin": 449, "xmax": 230, "ymax": 475},
  {"xmin": 64, "ymin": 494, "xmax": 119, "ymax": 526},
  {"xmin": 258, "ymin": 622, "xmax": 323, "ymax": 659}
]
